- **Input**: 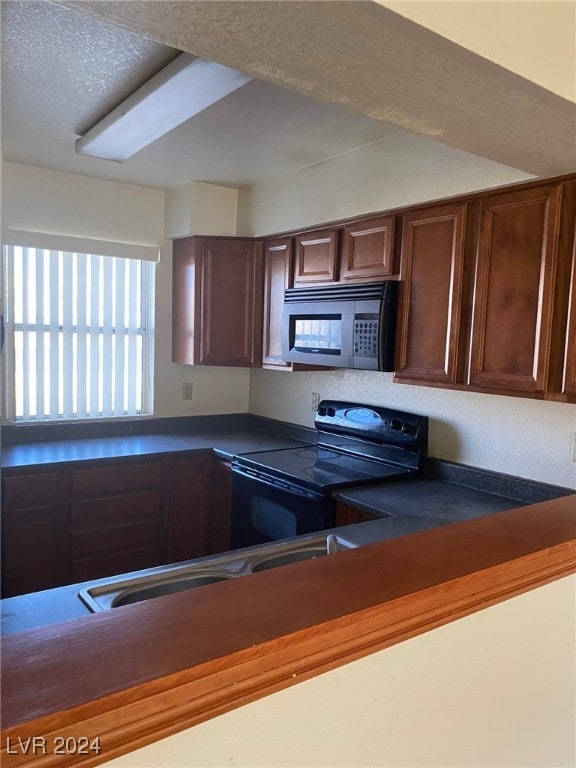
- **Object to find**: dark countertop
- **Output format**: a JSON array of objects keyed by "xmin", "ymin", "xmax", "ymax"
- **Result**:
[
  {"xmin": 334, "ymin": 477, "xmax": 529, "ymax": 523},
  {"xmin": 1, "ymin": 428, "xmax": 312, "ymax": 469}
]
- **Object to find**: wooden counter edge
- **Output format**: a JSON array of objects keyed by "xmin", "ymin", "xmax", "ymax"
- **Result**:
[{"xmin": 1, "ymin": 494, "xmax": 575, "ymax": 768}]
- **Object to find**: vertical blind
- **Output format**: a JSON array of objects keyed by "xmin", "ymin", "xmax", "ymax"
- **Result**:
[{"xmin": 3, "ymin": 245, "xmax": 154, "ymax": 421}]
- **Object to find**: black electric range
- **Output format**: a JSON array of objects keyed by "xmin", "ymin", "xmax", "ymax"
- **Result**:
[{"xmin": 230, "ymin": 400, "xmax": 428, "ymax": 547}]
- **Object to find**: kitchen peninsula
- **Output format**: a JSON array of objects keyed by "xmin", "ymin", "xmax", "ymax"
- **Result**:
[
  {"xmin": 1, "ymin": 413, "xmax": 575, "ymax": 768},
  {"xmin": 1, "ymin": 492, "xmax": 574, "ymax": 768}
]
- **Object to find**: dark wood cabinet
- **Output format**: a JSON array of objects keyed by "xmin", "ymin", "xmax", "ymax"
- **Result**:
[
  {"xmin": 262, "ymin": 237, "xmax": 293, "ymax": 369},
  {"xmin": 172, "ymin": 236, "xmax": 264, "ymax": 367},
  {"xmin": 167, "ymin": 455, "xmax": 213, "ymax": 563},
  {"xmin": 1, "ymin": 452, "xmax": 229, "ymax": 596},
  {"xmin": 395, "ymin": 180, "xmax": 576, "ymax": 399},
  {"xmin": 340, "ymin": 215, "xmax": 396, "ymax": 282},
  {"xmin": 209, "ymin": 460, "xmax": 233, "ymax": 555},
  {"xmin": 294, "ymin": 229, "xmax": 339, "ymax": 284},
  {"xmin": 1, "ymin": 471, "xmax": 69, "ymax": 598},
  {"xmin": 562, "ymin": 236, "xmax": 576, "ymax": 396},
  {"xmin": 335, "ymin": 503, "xmax": 379, "ymax": 526},
  {"xmin": 70, "ymin": 460, "xmax": 166, "ymax": 583},
  {"xmin": 468, "ymin": 185, "xmax": 562, "ymax": 394},
  {"xmin": 395, "ymin": 203, "xmax": 468, "ymax": 386}
]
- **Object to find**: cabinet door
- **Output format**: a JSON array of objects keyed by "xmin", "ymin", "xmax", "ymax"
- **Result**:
[
  {"xmin": 172, "ymin": 236, "xmax": 198, "ymax": 365},
  {"xmin": 2, "ymin": 471, "xmax": 69, "ymax": 597},
  {"xmin": 294, "ymin": 229, "xmax": 339, "ymax": 284},
  {"xmin": 70, "ymin": 460, "xmax": 166, "ymax": 582},
  {"xmin": 210, "ymin": 460, "xmax": 233, "ymax": 555},
  {"xmin": 340, "ymin": 215, "xmax": 396, "ymax": 281},
  {"xmin": 394, "ymin": 203, "xmax": 467, "ymax": 385},
  {"xmin": 562, "ymin": 235, "xmax": 576, "ymax": 396},
  {"xmin": 172, "ymin": 237, "xmax": 264, "ymax": 367},
  {"xmin": 262, "ymin": 238, "xmax": 293, "ymax": 368},
  {"xmin": 469, "ymin": 185, "xmax": 561, "ymax": 393},
  {"xmin": 197, "ymin": 239, "xmax": 264, "ymax": 366},
  {"xmin": 168, "ymin": 456, "xmax": 212, "ymax": 563}
]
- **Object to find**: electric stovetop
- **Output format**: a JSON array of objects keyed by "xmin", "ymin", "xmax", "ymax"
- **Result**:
[
  {"xmin": 236, "ymin": 445, "xmax": 415, "ymax": 491},
  {"xmin": 234, "ymin": 400, "xmax": 429, "ymax": 493}
]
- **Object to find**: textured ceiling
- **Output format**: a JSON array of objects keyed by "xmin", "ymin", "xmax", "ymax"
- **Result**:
[
  {"xmin": 55, "ymin": 0, "xmax": 576, "ymax": 177},
  {"xmin": 1, "ymin": 0, "xmax": 406, "ymax": 189}
]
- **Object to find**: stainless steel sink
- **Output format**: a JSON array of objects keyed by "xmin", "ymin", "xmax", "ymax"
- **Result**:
[
  {"xmin": 79, "ymin": 533, "xmax": 356, "ymax": 612},
  {"xmin": 251, "ymin": 547, "xmax": 327, "ymax": 572}
]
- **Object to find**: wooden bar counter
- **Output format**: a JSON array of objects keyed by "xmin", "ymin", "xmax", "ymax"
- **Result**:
[{"xmin": 1, "ymin": 495, "xmax": 575, "ymax": 767}]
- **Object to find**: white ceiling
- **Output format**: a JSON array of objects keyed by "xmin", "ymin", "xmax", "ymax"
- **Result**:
[
  {"xmin": 0, "ymin": 0, "xmax": 406, "ymax": 189},
  {"xmin": 53, "ymin": 0, "xmax": 576, "ymax": 179}
]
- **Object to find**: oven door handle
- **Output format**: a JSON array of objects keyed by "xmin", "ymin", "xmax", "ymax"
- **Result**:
[{"xmin": 231, "ymin": 465, "xmax": 325, "ymax": 502}]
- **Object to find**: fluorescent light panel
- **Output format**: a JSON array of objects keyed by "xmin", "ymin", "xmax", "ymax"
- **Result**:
[{"xmin": 76, "ymin": 53, "xmax": 252, "ymax": 162}]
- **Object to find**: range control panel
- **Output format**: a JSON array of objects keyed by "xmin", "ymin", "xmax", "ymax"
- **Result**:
[{"xmin": 315, "ymin": 400, "xmax": 428, "ymax": 454}]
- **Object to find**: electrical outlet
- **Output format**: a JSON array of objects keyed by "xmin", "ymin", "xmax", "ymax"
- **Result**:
[
  {"xmin": 311, "ymin": 392, "xmax": 320, "ymax": 412},
  {"xmin": 182, "ymin": 382, "xmax": 194, "ymax": 401}
]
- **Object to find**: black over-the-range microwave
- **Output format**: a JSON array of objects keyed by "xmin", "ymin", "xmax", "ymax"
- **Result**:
[{"xmin": 281, "ymin": 280, "xmax": 398, "ymax": 371}]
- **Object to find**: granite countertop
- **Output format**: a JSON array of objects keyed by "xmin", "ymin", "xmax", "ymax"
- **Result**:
[
  {"xmin": 1, "ymin": 427, "xmax": 312, "ymax": 469},
  {"xmin": 334, "ymin": 477, "xmax": 529, "ymax": 524}
]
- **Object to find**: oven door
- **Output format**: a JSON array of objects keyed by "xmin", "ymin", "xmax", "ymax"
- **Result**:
[{"xmin": 230, "ymin": 467, "xmax": 335, "ymax": 550}]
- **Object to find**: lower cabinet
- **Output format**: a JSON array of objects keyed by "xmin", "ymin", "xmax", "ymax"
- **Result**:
[
  {"xmin": 167, "ymin": 455, "xmax": 212, "ymax": 563},
  {"xmin": 1, "ymin": 471, "xmax": 69, "ymax": 598},
  {"xmin": 70, "ymin": 460, "xmax": 166, "ymax": 583},
  {"xmin": 1, "ymin": 453, "xmax": 232, "ymax": 598},
  {"xmin": 209, "ymin": 460, "xmax": 233, "ymax": 555},
  {"xmin": 335, "ymin": 503, "xmax": 378, "ymax": 526}
]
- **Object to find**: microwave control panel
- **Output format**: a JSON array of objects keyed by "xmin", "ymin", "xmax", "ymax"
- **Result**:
[{"xmin": 353, "ymin": 313, "xmax": 379, "ymax": 358}]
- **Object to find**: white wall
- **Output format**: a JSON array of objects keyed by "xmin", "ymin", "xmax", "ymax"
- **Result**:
[
  {"xmin": 0, "ymin": 163, "xmax": 250, "ymax": 420},
  {"xmin": 165, "ymin": 181, "xmax": 238, "ymax": 238},
  {"xmin": 236, "ymin": 132, "xmax": 533, "ymax": 236},
  {"xmin": 379, "ymin": 0, "xmax": 576, "ymax": 103},
  {"xmin": 104, "ymin": 574, "xmax": 576, "ymax": 768}
]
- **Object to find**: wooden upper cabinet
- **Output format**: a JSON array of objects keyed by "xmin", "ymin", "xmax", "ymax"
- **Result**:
[
  {"xmin": 394, "ymin": 203, "xmax": 468, "ymax": 385},
  {"xmin": 468, "ymin": 185, "xmax": 562, "ymax": 394},
  {"xmin": 294, "ymin": 229, "xmax": 339, "ymax": 284},
  {"xmin": 172, "ymin": 237, "xmax": 264, "ymax": 367},
  {"xmin": 561, "ymin": 231, "xmax": 576, "ymax": 396},
  {"xmin": 340, "ymin": 215, "xmax": 396, "ymax": 281},
  {"xmin": 262, "ymin": 237, "xmax": 293, "ymax": 368}
]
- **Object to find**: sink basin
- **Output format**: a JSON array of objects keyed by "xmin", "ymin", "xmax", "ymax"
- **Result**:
[
  {"xmin": 79, "ymin": 533, "xmax": 357, "ymax": 612},
  {"xmin": 112, "ymin": 574, "xmax": 233, "ymax": 608},
  {"xmin": 251, "ymin": 547, "xmax": 328, "ymax": 572}
]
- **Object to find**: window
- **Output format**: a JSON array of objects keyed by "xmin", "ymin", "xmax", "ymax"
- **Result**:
[{"xmin": 2, "ymin": 245, "xmax": 155, "ymax": 422}]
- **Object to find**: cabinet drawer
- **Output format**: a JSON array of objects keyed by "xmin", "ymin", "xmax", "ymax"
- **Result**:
[
  {"xmin": 71, "ymin": 491, "xmax": 162, "ymax": 530},
  {"xmin": 71, "ymin": 462, "xmax": 162, "ymax": 498},
  {"xmin": 3, "ymin": 472, "xmax": 63, "ymax": 507},
  {"xmin": 71, "ymin": 547, "xmax": 163, "ymax": 583},
  {"xmin": 72, "ymin": 519, "xmax": 163, "ymax": 558}
]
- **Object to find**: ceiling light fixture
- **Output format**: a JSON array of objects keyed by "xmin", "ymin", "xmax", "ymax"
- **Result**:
[{"xmin": 76, "ymin": 52, "xmax": 252, "ymax": 162}]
